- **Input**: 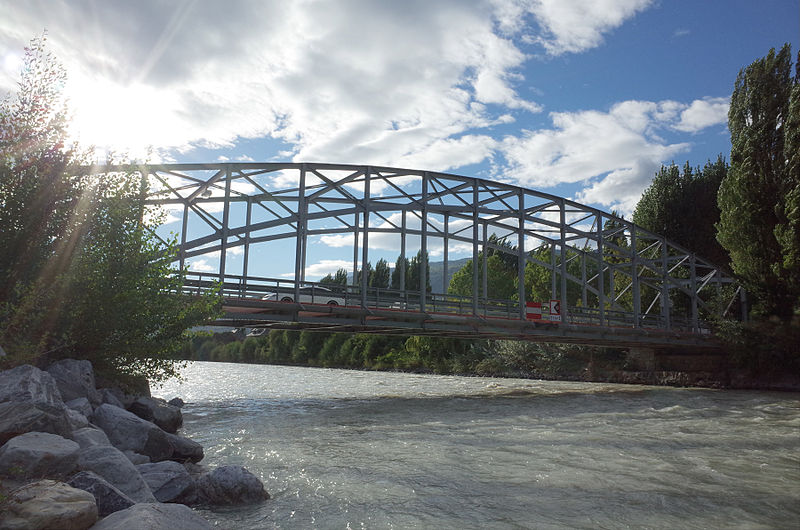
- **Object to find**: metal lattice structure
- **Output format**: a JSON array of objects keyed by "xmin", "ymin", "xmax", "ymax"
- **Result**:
[{"xmin": 85, "ymin": 162, "xmax": 743, "ymax": 348}]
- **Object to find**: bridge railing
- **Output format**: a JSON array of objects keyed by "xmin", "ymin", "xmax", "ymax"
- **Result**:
[{"xmin": 181, "ymin": 272, "xmax": 711, "ymax": 334}]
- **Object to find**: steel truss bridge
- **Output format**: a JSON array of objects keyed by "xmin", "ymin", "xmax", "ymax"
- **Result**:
[{"xmin": 87, "ymin": 162, "xmax": 743, "ymax": 349}]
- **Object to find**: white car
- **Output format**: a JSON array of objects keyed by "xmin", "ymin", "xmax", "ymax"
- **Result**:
[{"xmin": 262, "ymin": 286, "xmax": 346, "ymax": 306}]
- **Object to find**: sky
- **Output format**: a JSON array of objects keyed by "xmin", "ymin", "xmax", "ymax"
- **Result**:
[{"xmin": 1, "ymin": 0, "xmax": 798, "ymax": 279}]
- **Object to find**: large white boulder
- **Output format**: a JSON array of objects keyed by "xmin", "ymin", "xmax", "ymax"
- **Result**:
[
  {"xmin": 88, "ymin": 503, "xmax": 212, "ymax": 530},
  {"xmin": 46, "ymin": 359, "xmax": 101, "ymax": 406},
  {"xmin": 90, "ymin": 404, "xmax": 172, "ymax": 462},
  {"xmin": 0, "ymin": 480, "xmax": 97, "ymax": 530},
  {"xmin": 0, "ymin": 431, "xmax": 80, "ymax": 479},
  {"xmin": 0, "ymin": 364, "xmax": 64, "ymax": 406},
  {"xmin": 0, "ymin": 365, "xmax": 73, "ymax": 444},
  {"xmin": 76, "ymin": 445, "xmax": 157, "ymax": 503}
]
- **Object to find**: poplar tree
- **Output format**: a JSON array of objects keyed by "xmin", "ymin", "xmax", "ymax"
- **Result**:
[{"xmin": 717, "ymin": 44, "xmax": 800, "ymax": 320}]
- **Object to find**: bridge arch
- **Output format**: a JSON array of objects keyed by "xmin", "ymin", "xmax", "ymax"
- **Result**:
[{"xmin": 85, "ymin": 162, "xmax": 742, "ymax": 347}]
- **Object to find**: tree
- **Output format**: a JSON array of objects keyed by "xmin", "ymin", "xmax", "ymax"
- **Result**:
[
  {"xmin": 407, "ymin": 250, "xmax": 431, "ymax": 293},
  {"xmin": 717, "ymin": 44, "xmax": 800, "ymax": 320},
  {"xmin": 320, "ymin": 268, "xmax": 348, "ymax": 286},
  {"xmin": 633, "ymin": 156, "xmax": 729, "ymax": 267},
  {"xmin": 370, "ymin": 258, "xmax": 390, "ymax": 288},
  {"xmin": 0, "ymin": 36, "xmax": 219, "ymax": 382},
  {"xmin": 448, "ymin": 253, "xmax": 516, "ymax": 300},
  {"xmin": 390, "ymin": 255, "xmax": 409, "ymax": 290}
]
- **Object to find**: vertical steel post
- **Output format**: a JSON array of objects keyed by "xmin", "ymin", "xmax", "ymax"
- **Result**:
[
  {"xmin": 661, "ymin": 239, "xmax": 670, "ymax": 330},
  {"xmin": 400, "ymin": 210, "xmax": 406, "ymax": 292},
  {"xmin": 581, "ymin": 253, "xmax": 587, "ymax": 307},
  {"xmin": 517, "ymin": 191, "xmax": 526, "ymax": 320},
  {"xmin": 219, "ymin": 166, "xmax": 232, "ymax": 284},
  {"xmin": 631, "ymin": 225, "xmax": 640, "ymax": 328},
  {"xmin": 420, "ymin": 173, "xmax": 428, "ymax": 312},
  {"xmin": 472, "ymin": 179, "xmax": 479, "ymax": 316},
  {"xmin": 443, "ymin": 213, "xmax": 449, "ymax": 295},
  {"xmin": 559, "ymin": 198, "xmax": 567, "ymax": 323},
  {"xmin": 482, "ymin": 221, "xmax": 488, "ymax": 300},
  {"xmin": 179, "ymin": 204, "xmax": 188, "ymax": 271},
  {"xmin": 294, "ymin": 165, "xmax": 306, "ymax": 300},
  {"xmin": 243, "ymin": 198, "xmax": 252, "ymax": 280},
  {"xmin": 690, "ymin": 253, "xmax": 698, "ymax": 331},
  {"xmin": 361, "ymin": 168, "xmax": 371, "ymax": 309},
  {"xmin": 550, "ymin": 241, "xmax": 557, "ymax": 299},
  {"xmin": 597, "ymin": 213, "xmax": 605, "ymax": 325},
  {"xmin": 352, "ymin": 212, "xmax": 359, "ymax": 287}
]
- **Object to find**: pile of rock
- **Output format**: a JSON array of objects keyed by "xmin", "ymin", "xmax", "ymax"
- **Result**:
[{"xmin": 0, "ymin": 360, "xmax": 268, "ymax": 529}]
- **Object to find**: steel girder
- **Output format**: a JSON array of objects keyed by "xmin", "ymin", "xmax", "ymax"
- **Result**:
[{"xmin": 80, "ymin": 162, "xmax": 743, "ymax": 341}]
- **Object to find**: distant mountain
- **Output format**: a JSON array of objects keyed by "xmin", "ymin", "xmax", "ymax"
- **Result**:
[
  {"xmin": 349, "ymin": 256, "xmax": 472, "ymax": 293},
  {"xmin": 428, "ymin": 257, "xmax": 470, "ymax": 293}
]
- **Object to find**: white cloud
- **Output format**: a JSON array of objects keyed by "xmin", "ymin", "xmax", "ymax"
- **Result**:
[
  {"xmin": 188, "ymin": 258, "xmax": 216, "ymax": 273},
  {"xmin": 498, "ymin": 99, "xmax": 707, "ymax": 215},
  {"xmin": 522, "ymin": 0, "xmax": 654, "ymax": 55},
  {"xmin": 673, "ymin": 97, "xmax": 729, "ymax": 133},
  {"xmin": 0, "ymin": 0, "xmax": 653, "ymax": 169},
  {"xmin": 286, "ymin": 259, "xmax": 352, "ymax": 280}
]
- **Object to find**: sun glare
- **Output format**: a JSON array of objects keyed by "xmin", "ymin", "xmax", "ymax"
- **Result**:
[{"xmin": 65, "ymin": 75, "xmax": 181, "ymax": 161}]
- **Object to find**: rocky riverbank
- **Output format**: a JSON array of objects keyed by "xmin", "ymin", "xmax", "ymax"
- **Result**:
[{"xmin": 0, "ymin": 359, "xmax": 268, "ymax": 529}]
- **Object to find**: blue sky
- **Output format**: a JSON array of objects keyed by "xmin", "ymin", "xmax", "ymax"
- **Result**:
[{"xmin": 1, "ymin": 0, "xmax": 798, "ymax": 278}]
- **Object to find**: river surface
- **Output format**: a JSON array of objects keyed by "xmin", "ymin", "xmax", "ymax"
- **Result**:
[{"xmin": 156, "ymin": 362, "xmax": 800, "ymax": 529}]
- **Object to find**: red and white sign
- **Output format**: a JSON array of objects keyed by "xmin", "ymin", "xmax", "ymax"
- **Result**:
[
  {"xmin": 549, "ymin": 299, "xmax": 561, "ymax": 322},
  {"xmin": 525, "ymin": 301, "xmax": 542, "ymax": 320},
  {"xmin": 526, "ymin": 300, "xmax": 561, "ymax": 322}
]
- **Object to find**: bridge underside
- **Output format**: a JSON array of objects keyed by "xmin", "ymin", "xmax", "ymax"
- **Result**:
[{"xmin": 216, "ymin": 299, "xmax": 721, "ymax": 349}]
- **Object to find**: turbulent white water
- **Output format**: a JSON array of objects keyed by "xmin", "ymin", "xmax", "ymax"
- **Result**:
[{"xmin": 156, "ymin": 362, "xmax": 800, "ymax": 529}]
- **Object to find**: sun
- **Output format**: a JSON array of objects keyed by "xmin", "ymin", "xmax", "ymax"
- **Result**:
[{"xmin": 65, "ymin": 75, "xmax": 182, "ymax": 161}]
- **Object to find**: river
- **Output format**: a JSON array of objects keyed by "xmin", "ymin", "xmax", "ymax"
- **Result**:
[{"xmin": 156, "ymin": 362, "xmax": 800, "ymax": 529}]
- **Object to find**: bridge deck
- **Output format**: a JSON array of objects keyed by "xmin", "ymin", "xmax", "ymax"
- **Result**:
[{"xmin": 186, "ymin": 275, "xmax": 722, "ymax": 350}]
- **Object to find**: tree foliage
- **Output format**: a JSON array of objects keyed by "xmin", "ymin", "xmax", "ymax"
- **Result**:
[
  {"xmin": 633, "ymin": 157, "xmax": 729, "ymax": 267},
  {"xmin": 0, "ymin": 36, "xmax": 219, "ymax": 382},
  {"xmin": 717, "ymin": 44, "xmax": 800, "ymax": 319}
]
